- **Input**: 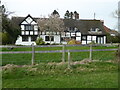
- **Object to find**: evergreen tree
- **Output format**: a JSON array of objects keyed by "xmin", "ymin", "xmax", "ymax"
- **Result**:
[{"xmin": 1, "ymin": 4, "xmax": 20, "ymax": 44}]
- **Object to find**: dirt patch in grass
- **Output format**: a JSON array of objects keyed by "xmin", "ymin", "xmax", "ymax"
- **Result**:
[{"xmin": 2, "ymin": 59, "xmax": 117, "ymax": 71}]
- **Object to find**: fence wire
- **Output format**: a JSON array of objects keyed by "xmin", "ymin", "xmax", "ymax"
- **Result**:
[{"xmin": 1, "ymin": 44, "xmax": 119, "ymax": 66}]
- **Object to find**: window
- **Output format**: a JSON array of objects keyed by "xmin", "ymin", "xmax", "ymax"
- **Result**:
[
  {"xmin": 31, "ymin": 36, "xmax": 37, "ymax": 41},
  {"xmin": 74, "ymin": 27, "xmax": 78, "ymax": 31},
  {"xmin": 22, "ymin": 36, "xmax": 28, "ymax": 41},
  {"xmin": 82, "ymin": 36, "xmax": 87, "ymax": 40},
  {"xmin": 61, "ymin": 37, "xmax": 70, "ymax": 42},
  {"xmin": 25, "ymin": 31, "xmax": 29, "ymax": 35},
  {"xmin": 68, "ymin": 27, "xmax": 78, "ymax": 32},
  {"xmin": 89, "ymin": 28, "xmax": 102, "ymax": 32},
  {"xmin": 61, "ymin": 37, "xmax": 65, "ymax": 41},
  {"xmin": 24, "ymin": 25, "xmax": 34, "ymax": 30},
  {"xmin": 45, "ymin": 36, "xmax": 54, "ymax": 41},
  {"xmin": 21, "ymin": 31, "xmax": 24, "ymax": 35},
  {"xmin": 71, "ymin": 37, "xmax": 76, "ymax": 39},
  {"xmin": 30, "ymin": 31, "xmax": 33, "ymax": 35},
  {"xmin": 34, "ymin": 31, "xmax": 38, "ymax": 35}
]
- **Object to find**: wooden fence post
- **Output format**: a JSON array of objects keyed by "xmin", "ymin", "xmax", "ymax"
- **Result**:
[
  {"xmin": 118, "ymin": 44, "xmax": 120, "ymax": 62},
  {"xmin": 68, "ymin": 50, "xmax": 71, "ymax": 69},
  {"xmin": 32, "ymin": 43, "xmax": 35, "ymax": 65},
  {"xmin": 89, "ymin": 44, "xmax": 92, "ymax": 60},
  {"xmin": 62, "ymin": 45, "xmax": 65, "ymax": 62}
]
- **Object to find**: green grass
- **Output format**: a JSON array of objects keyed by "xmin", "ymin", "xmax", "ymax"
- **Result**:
[
  {"xmin": 1, "ymin": 45, "xmax": 118, "ymax": 52},
  {"xmin": 1, "ymin": 45, "xmax": 118, "ymax": 65},
  {"xmin": 2, "ymin": 45, "xmax": 119, "ymax": 88},
  {"xmin": 2, "ymin": 61, "xmax": 118, "ymax": 88},
  {"xmin": 2, "ymin": 51, "xmax": 117, "ymax": 65}
]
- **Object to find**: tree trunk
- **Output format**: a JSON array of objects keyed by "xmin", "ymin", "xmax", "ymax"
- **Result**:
[
  {"xmin": 49, "ymin": 31, "xmax": 51, "ymax": 45},
  {"xmin": 60, "ymin": 32, "xmax": 62, "ymax": 44}
]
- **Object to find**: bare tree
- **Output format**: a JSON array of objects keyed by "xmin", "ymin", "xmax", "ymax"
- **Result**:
[
  {"xmin": 112, "ymin": 10, "xmax": 120, "ymax": 33},
  {"xmin": 37, "ymin": 16, "xmax": 48, "ymax": 32},
  {"xmin": 37, "ymin": 14, "xmax": 65, "ymax": 44},
  {"xmin": 113, "ymin": 10, "xmax": 120, "ymax": 18}
]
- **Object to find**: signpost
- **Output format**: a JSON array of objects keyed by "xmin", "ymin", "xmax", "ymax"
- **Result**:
[
  {"xmin": 118, "ymin": 1, "xmax": 120, "ymax": 33},
  {"xmin": 0, "ymin": 1, "xmax": 2, "ymax": 32}
]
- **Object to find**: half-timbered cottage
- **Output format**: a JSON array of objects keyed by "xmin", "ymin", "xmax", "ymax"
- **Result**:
[{"xmin": 13, "ymin": 14, "xmax": 106, "ymax": 45}]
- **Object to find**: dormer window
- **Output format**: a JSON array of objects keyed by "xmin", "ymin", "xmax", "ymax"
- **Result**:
[
  {"xmin": 88, "ymin": 27, "xmax": 102, "ymax": 34},
  {"xmin": 24, "ymin": 25, "xmax": 34, "ymax": 30},
  {"xmin": 95, "ymin": 28, "xmax": 101, "ymax": 32},
  {"xmin": 68, "ymin": 27, "xmax": 79, "ymax": 32},
  {"xmin": 89, "ymin": 27, "xmax": 101, "ymax": 32},
  {"xmin": 74, "ymin": 27, "xmax": 77, "ymax": 31}
]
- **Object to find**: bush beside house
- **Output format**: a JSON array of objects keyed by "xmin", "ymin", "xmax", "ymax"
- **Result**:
[
  {"xmin": 35, "ymin": 38, "xmax": 45, "ymax": 45},
  {"xmin": 67, "ymin": 39, "xmax": 81, "ymax": 45}
]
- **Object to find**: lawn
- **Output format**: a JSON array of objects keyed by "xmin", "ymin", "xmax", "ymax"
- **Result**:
[
  {"xmin": 2, "ymin": 61, "xmax": 118, "ymax": 88},
  {"xmin": 1, "ymin": 45, "xmax": 118, "ymax": 52},
  {"xmin": 2, "ymin": 51, "xmax": 117, "ymax": 65},
  {"xmin": 1, "ymin": 45, "xmax": 118, "ymax": 65}
]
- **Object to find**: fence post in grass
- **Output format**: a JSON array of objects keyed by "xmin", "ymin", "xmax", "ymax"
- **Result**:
[
  {"xmin": 89, "ymin": 44, "xmax": 92, "ymax": 60},
  {"xmin": 68, "ymin": 50, "xmax": 71, "ymax": 69},
  {"xmin": 32, "ymin": 43, "xmax": 35, "ymax": 65},
  {"xmin": 62, "ymin": 45, "xmax": 65, "ymax": 62},
  {"xmin": 118, "ymin": 44, "xmax": 120, "ymax": 62}
]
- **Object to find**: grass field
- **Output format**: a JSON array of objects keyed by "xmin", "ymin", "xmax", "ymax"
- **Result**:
[
  {"xmin": 1, "ymin": 45, "xmax": 118, "ymax": 51},
  {"xmin": 2, "ymin": 45, "xmax": 119, "ymax": 88},
  {"xmin": 2, "ymin": 45, "xmax": 118, "ymax": 65},
  {"xmin": 2, "ymin": 61, "xmax": 118, "ymax": 88}
]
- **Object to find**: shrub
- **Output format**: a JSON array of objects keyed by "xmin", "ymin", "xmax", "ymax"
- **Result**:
[
  {"xmin": 88, "ymin": 41, "xmax": 96, "ymax": 45},
  {"xmin": 67, "ymin": 39, "xmax": 81, "ymax": 45},
  {"xmin": 0, "ymin": 32, "xmax": 12, "ymax": 45},
  {"xmin": 45, "ymin": 43, "xmax": 50, "ymax": 45},
  {"xmin": 35, "ymin": 38, "xmax": 45, "ymax": 45},
  {"xmin": 106, "ymin": 33, "xmax": 120, "ymax": 43}
]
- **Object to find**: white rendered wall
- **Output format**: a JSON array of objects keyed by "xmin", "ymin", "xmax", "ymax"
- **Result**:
[
  {"xmin": 21, "ymin": 25, "xmax": 24, "ymax": 30},
  {"xmin": 101, "ymin": 37, "xmax": 103, "ymax": 44},
  {"xmin": 76, "ymin": 37, "xmax": 81, "ymax": 41},
  {"xmin": 31, "ymin": 21, "xmax": 37, "ymax": 25},
  {"xmin": 21, "ymin": 21, "xmax": 28, "ymax": 24},
  {"xmin": 34, "ymin": 25, "xmax": 38, "ymax": 30},
  {"xmin": 71, "ymin": 33, "xmax": 75, "ymax": 36},
  {"xmin": 82, "ymin": 41, "xmax": 86, "ymax": 44},
  {"xmin": 26, "ymin": 17, "xmax": 33, "ymax": 24},
  {"xmin": 54, "ymin": 35, "xmax": 60, "ymax": 43},
  {"xmin": 66, "ymin": 32, "xmax": 70, "ymax": 37},
  {"xmin": 92, "ymin": 36, "xmax": 96, "ymax": 43},
  {"xmin": 104, "ymin": 36, "xmax": 106, "ymax": 44},
  {"xmin": 15, "ymin": 36, "xmax": 36, "ymax": 45},
  {"xmin": 39, "ymin": 35, "xmax": 60, "ymax": 44},
  {"xmin": 61, "ymin": 42, "xmax": 67, "ymax": 44},
  {"xmin": 87, "ymin": 36, "xmax": 91, "ymax": 40},
  {"xmin": 76, "ymin": 32, "xmax": 81, "ymax": 36}
]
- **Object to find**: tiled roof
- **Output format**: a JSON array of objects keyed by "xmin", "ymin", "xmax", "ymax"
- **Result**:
[
  {"xmin": 103, "ymin": 25, "xmax": 111, "ymax": 33},
  {"xmin": 103, "ymin": 25, "xmax": 119, "ymax": 35}
]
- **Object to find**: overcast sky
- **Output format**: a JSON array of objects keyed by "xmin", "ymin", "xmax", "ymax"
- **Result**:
[{"xmin": 2, "ymin": 0, "xmax": 119, "ymax": 31}]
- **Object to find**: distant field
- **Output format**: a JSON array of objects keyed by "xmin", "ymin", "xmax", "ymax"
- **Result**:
[
  {"xmin": 2, "ymin": 61, "xmax": 118, "ymax": 88},
  {"xmin": 1, "ymin": 45, "xmax": 118, "ymax": 65}
]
